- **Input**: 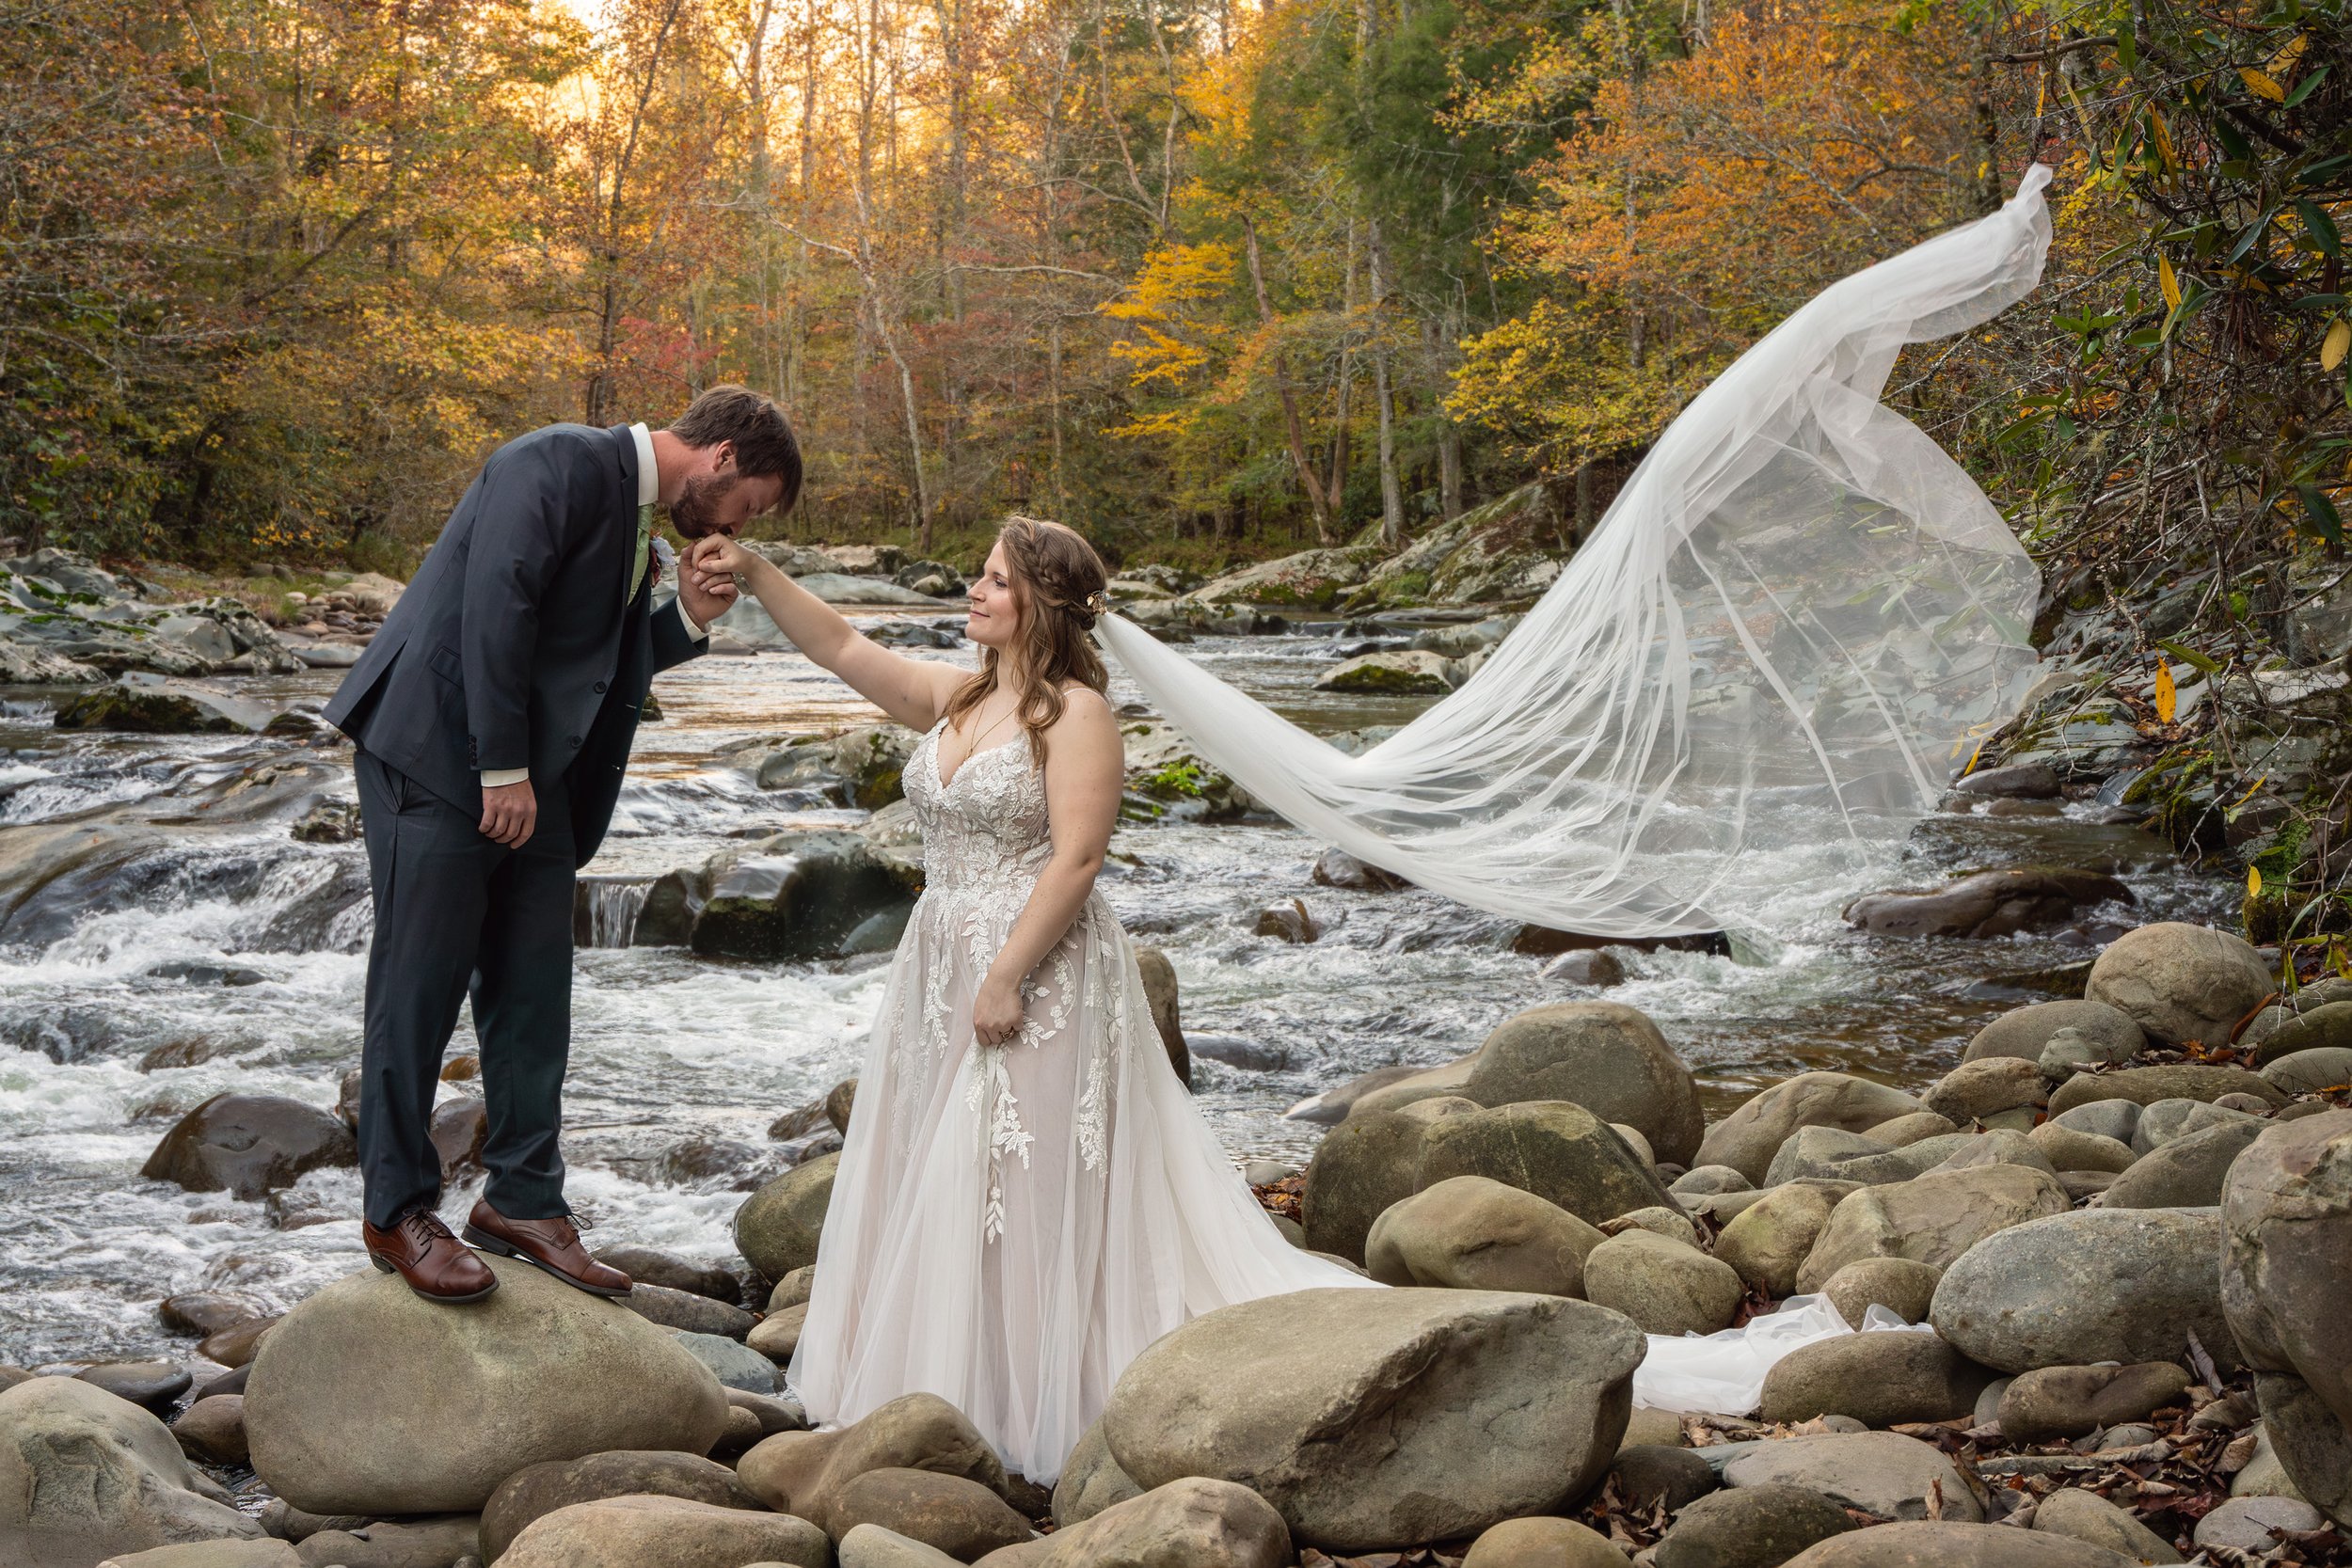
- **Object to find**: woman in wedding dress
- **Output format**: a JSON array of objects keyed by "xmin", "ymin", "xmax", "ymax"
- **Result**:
[{"xmin": 683, "ymin": 518, "xmax": 1375, "ymax": 1484}]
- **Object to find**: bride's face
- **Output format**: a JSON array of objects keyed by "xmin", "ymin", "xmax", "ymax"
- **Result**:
[{"xmin": 964, "ymin": 543, "xmax": 1024, "ymax": 653}]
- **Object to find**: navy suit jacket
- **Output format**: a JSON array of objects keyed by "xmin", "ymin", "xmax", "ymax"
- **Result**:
[{"xmin": 324, "ymin": 423, "xmax": 704, "ymax": 866}]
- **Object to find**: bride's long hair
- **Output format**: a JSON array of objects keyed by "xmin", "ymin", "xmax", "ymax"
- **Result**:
[{"xmin": 946, "ymin": 515, "xmax": 1111, "ymax": 766}]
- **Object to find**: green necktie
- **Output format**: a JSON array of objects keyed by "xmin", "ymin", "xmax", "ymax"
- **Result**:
[{"xmin": 628, "ymin": 503, "xmax": 652, "ymax": 601}]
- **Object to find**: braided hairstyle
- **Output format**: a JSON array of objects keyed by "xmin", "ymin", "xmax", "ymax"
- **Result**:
[{"xmin": 945, "ymin": 515, "xmax": 1111, "ymax": 768}]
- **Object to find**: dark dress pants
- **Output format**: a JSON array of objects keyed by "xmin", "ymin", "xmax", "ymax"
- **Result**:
[{"xmin": 354, "ymin": 750, "xmax": 577, "ymax": 1228}]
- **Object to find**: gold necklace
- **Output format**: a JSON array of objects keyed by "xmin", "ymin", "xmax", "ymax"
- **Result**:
[{"xmin": 948, "ymin": 699, "xmax": 1018, "ymax": 767}]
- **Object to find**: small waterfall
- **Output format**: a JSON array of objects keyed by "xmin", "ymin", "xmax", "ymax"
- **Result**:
[{"xmin": 577, "ymin": 878, "xmax": 652, "ymax": 949}]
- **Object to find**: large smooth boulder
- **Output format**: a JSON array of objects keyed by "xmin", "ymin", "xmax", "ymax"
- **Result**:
[
  {"xmin": 688, "ymin": 832, "xmax": 922, "ymax": 962},
  {"xmin": 2249, "ymin": 1000, "xmax": 2352, "ymax": 1067},
  {"xmin": 480, "ymin": 1450, "xmax": 758, "ymax": 1561},
  {"xmin": 2084, "ymin": 923, "xmax": 2275, "ymax": 1046},
  {"xmin": 1353, "ymin": 1003, "xmax": 1703, "ymax": 1165},
  {"xmin": 735, "ymin": 1152, "xmax": 841, "ymax": 1281},
  {"xmin": 1300, "ymin": 1098, "xmax": 1480, "ymax": 1262},
  {"xmin": 1994, "ymin": 1362, "xmax": 2194, "ymax": 1443},
  {"xmin": 1963, "ymin": 1000, "xmax": 2145, "ymax": 1065},
  {"xmin": 2046, "ymin": 1064, "xmax": 2285, "ymax": 1117},
  {"xmin": 1050, "ymin": 1423, "xmax": 1141, "ymax": 1528},
  {"xmin": 972, "ymin": 1477, "xmax": 1291, "ymax": 1568},
  {"xmin": 139, "ymin": 1094, "xmax": 356, "ymax": 1199},
  {"xmin": 2265, "ymin": 1047, "xmax": 2352, "ymax": 1094},
  {"xmin": 245, "ymin": 1257, "xmax": 729, "ymax": 1515},
  {"xmin": 1779, "ymin": 1521, "xmax": 2144, "ymax": 1567},
  {"xmin": 1415, "ymin": 1101, "xmax": 1675, "ymax": 1227},
  {"xmin": 1697, "ymin": 1074, "xmax": 1927, "ymax": 1185},
  {"xmin": 1715, "ymin": 1182, "xmax": 1849, "ymax": 1297},
  {"xmin": 2100, "ymin": 1118, "xmax": 2265, "ymax": 1209},
  {"xmin": 1363, "ymin": 1176, "xmax": 1603, "ymax": 1296},
  {"xmin": 1100, "ymin": 1286, "xmax": 1643, "ymax": 1550},
  {"xmin": 1582, "ymin": 1230, "xmax": 1743, "ymax": 1337},
  {"xmin": 1795, "ymin": 1165, "xmax": 2069, "ymax": 1293},
  {"xmin": 97, "ymin": 1544, "xmax": 300, "ymax": 1568},
  {"xmin": 1655, "ymin": 1484, "xmax": 1857, "ymax": 1568},
  {"xmin": 497, "ymin": 1495, "xmax": 829, "ymax": 1568},
  {"xmin": 1465, "ymin": 1515, "xmax": 1627, "ymax": 1568},
  {"xmin": 1931, "ymin": 1208, "xmax": 2239, "ymax": 1374},
  {"xmin": 829, "ymin": 1468, "xmax": 1034, "ymax": 1558},
  {"xmin": 1756, "ymin": 1332, "xmax": 1993, "ymax": 1428},
  {"xmin": 1720, "ymin": 1432, "xmax": 1980, "ymax": 1523},
  {"xmin": 2252, "ymin": 1372, "xmax": 2352, "ymax": 1526},
  {"xmin": 1920, "ymin": 1060, "xmax": 2047, "ymax": 1126},
  {"xmin": 1843, "ymin": 868, "xmax": 2131, "ymax": 940},
  {"xmin": 280, "ymin": 1514, "xmax": 481, "ymax": 1567},
  {"xmin": 738, "ymin": 1392, "xmax": 1009, "ymax": 1533},
  {"xmin": 2030, "ymin": 1487, "xmax": 2182, "ymax": 1562},
  {"xmin": 2220, "ymin": 1110, "xmax": 2352, "ymax": 1517},
  {"xmin": 0, "ymin": 1375, "xmax": 265, "ymax": 1568}
]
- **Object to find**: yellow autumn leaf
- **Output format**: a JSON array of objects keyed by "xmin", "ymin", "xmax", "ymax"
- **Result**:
[
  {"xmin": 2241, "ymin": 67, "xmax": 2285, "ymax": 103},
  {"xmin": 2249, "ymin": 865, "xmax": 2263, "ymax": 898},
  {"xmin": 2269, "ymin": 34, "xmax": 2310, "ymax": 79},
  {"xmin": 2326, "ymin": 319, "xmax": 2351, "ymax": 373},
  {"xmin": 2159, "ymin": 254, "xmax": 2183, "ymax": 309},
  {"xmin": 2154, "ymin": 658, "xmax": 2177, "ymax": 724}
]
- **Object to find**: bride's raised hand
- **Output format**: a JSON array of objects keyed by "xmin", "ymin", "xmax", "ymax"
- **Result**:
[{"xmin": 688, "ymin": 534, "xmax": 757, "ymax": 580}]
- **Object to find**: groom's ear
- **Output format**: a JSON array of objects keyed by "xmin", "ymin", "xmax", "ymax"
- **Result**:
[{"xmin": 708, "ymin": 439, "xmax": 737, "ymax": 476}]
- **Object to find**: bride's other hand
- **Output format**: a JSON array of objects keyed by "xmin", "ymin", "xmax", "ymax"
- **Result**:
[
  {"xmin": 688, "ymin": 534, "xmax": 757, "ymax": 579},
  {"xmin": 972, "ymin": 974, "xmax": 1025, "ymax": 1049}
]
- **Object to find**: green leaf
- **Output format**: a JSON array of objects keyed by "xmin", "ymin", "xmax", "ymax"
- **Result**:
[
  {"xmin": 2298, "ymin": 484, "xmax": 2347, "ymax": 546},
  {"xmin": 2157, "ymin": 639, "xmax": 2223, "ymax": 674},
  {"xmin": 2298, "ymin": 198, "xmax": 2342, "ymax": 258},
  {"xmin": 2283, "ymin": 64, "xmax": 2330, "ymax": 106},
  {"xmin": 2215, "ymin": 119, "xmax": 2253, "ymax": 160}
]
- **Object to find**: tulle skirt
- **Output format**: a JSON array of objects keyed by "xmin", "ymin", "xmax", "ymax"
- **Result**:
[{"xmin": 786, "ymin": 881, "xmax": 1375, "ymax": 1482}]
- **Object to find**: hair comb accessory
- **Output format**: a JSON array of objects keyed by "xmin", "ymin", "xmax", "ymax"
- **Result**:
[{"xmin": 1083, "ymin": 589, "xmax": 1107, "ymax": 617}]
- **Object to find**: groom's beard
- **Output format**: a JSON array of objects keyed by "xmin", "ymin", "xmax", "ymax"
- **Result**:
[{"xmin": 668, "ymin": 471, "xmax": 741, "ymax": 540}]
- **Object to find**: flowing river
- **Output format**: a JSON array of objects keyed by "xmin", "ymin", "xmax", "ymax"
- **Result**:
[{"xmin": 0, "ymin": 613, "xmax": 2230, "ymax": 1370}]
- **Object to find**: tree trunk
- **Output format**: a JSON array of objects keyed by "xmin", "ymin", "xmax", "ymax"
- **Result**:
[{"xmin": 1244, "ymin": 218, "xmax": 1337, "ymax": 544}]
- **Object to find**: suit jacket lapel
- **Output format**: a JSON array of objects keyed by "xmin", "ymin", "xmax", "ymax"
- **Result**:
[{"xmin": 607, "ymin": 424, "xmax": 640, "ymax": 614}]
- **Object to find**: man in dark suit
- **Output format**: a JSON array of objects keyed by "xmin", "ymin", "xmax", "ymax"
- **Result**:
[{"xmin": 325, "ymin": 386, "xmax": 798, "ymax": 1302}]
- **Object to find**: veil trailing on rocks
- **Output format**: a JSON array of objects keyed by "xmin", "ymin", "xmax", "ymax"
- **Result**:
[{"xmin": 1097, "ymin": 166, "xmax": 2055, "ymax": 938}]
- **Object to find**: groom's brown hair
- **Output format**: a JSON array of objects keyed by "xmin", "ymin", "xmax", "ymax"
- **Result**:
[{"xmin": 668, "ymin": 386, "xmax": 803, "ymax": 512}]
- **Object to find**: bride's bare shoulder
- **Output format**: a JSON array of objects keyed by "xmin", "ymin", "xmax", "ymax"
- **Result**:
[{"xmin": 1047, "ymin": 685, "xmax": 1122, "ymax": 764}]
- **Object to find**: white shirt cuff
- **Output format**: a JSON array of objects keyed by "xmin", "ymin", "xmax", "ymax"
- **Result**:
[
  {"xmin": 676, "ymin": 597, "xmax": 710, "ymax": 641},
  {"xmin": 480, "ymin": 768, "xmax": 530, "ymax": 787}
]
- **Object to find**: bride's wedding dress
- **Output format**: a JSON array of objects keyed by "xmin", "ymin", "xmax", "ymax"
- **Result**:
[{"xmin": 786, "ymin": 713, "xmax": 1375, "ymax": 1482}]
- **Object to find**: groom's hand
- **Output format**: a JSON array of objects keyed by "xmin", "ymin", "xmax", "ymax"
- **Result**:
[
  {"xmin": 676, "ymin": 562, "xmax": 739, "ymax": 629},
  {"xmin": 481, "ymin": 779, "xmax": 537, "ymax": 847}
]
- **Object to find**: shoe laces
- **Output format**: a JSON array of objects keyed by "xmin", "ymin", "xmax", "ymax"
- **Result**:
[{"xmin": 398, "ymin": 1209, "xmax": 456, "ymax": 1248}]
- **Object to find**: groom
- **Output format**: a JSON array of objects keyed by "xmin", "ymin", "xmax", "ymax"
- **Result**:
[{"xmin": 325, "ymin": 387, "xmax": 800, "ymax": 1303}]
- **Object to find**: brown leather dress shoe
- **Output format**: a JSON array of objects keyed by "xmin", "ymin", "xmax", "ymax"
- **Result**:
[
  {"xmin": 363, "ymin": 1209, "xmax": 499, "ymax": 1303},
  {"xmin": 462, "ymin": 1201, "xmax": 632, "ymax": 1297}
]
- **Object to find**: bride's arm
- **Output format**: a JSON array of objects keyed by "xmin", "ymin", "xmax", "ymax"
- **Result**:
[
  {"xmin": 684, "ymin": 537, "xmax": 961, "ymax": 731},
  {"xmin": 970, "ymin": 689, "xmax": 1124, "ymax": 1049}
]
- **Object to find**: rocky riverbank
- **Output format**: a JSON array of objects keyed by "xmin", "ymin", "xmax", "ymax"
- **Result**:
[{"xmin": 5, "ymin": 913, "xmax": 2347, "ymax": 1568}]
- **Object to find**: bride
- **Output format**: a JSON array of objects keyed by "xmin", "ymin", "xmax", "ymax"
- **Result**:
[{"xmin": 682, "ymin": 517, "xmax": 1375, "ymax": 1484}]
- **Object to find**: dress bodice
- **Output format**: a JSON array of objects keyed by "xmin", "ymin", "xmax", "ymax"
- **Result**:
[{"xmin": 905, "ymin": 716, "xmax": 1056, "ymax": 896}]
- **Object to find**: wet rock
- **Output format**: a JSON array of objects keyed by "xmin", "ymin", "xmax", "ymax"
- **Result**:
[
  {"xmin": 1051, "ymin": 1421, "xmax": 1142, "ymax": 1528},
  {"xmin": 1698, "ymin": 1073, "xmax": 1928, "ymax": 1186},
  {"xmin": 829, "ymin": 1467, "xmax": 1034, "ymax": 1557},
  {"xmin": 2251, "ymin": 1371, "xmax": 2352, "ymax": 1524},
  {"xmin": 1463, "ymin": 1515, "xmax": 1627, "ymax": 1568},
  {"xmin": 1251, "ymin": 897, "xmax": 1319, "ymax": 942},
  {"xmin": 1656, "ymin": 1484, "xmax": 1857, "ymax": 1568},
  {"xmin": 289, "ymin": 798, "xmax": 362, "ymax": 844},
  {"xmin": 739, "ymin": 1391, "xmax": 1009, "ymax": 1536},
  {"xmin": 2265, "ymin": 1046, "xmax": 2352, "ymax": 1094},
  {"xmin": 1364, "ymin": 1175, "xmax": 1603, "ymax": 1296},
  {"xmin": 1820, "ymin": 1259, "xmax": 1942, "ymax": 1327},
  {"xmin": 1953, "ymin": 762, "xmax": 2062, "ymax": 800},
  {"xmin": 1131, "ymin": 947, "xmax": 1191, "ymax": 1089},
  {"xmin": 686, "ymin": 832, "xmax": 921, "ymax": 962},
  {"xmin": 428, "ymin": 1096, "xmax": 486, "ymax": 1180},
  {"xmin": 672, "ymin": 1329, "xmax": 778, "ymax": 1392},
  {"xmin": 1715, "ymin": 1182, "xmax": 1851, "ymax": 1297},
  {"xmin": 1920, "ymin": 1060, "xmax": 2048, "ymax": 1126},
  {"xmin": 1314, "ymin": 649, "xmax": 1460, "ymax": 694},
  {"xmin": 197, "ymin": 1315, "xmax": 278, "ymax": 1369},
  {"xmin": 1613, "ymin": 1445, "xmax": 1720, "ymax": 1512},
  {"xmin": 734, "ymin": 1151, "xmax": 840, "ymax": 1281},
  {"xmin": 1543, "ymin": 950, "xmax": 1628, "ymax": 988},
  {"xmin": 1844, "ymin": 868, "xmax": 2132, "ymax": 940},
  {"xmin": 1417, "ymin": 1100, "xmax": 1677, "ymax": 1227},
  {"xmin": 2045, "ymin": 1063, "xmax": 2284, "ymax": 1117},
  {"xmin": 1348, "ymin": 1001, "xmax": 1704, "ymax": 1167},
  {"xmin": 141, "ymin": 1093, "xmax": 357, "ymax": 1200},
  {"xmin": 974, "ymin": 1476, "xmax": 1291, "ymax": 1568},
  {"xmin": 2029, "ymin": 1487, "xmax": 2180, "ymax": 1562},
  {"xmin": 729, "ymin": 1386, "xmax": 809, "ymax": 1439},
  {"xmin": 56, "ymin": 678, "xmax": 273, "ymax": 734},
  {"xmin": 1311, "ymin": 847, "xmax": 1410, "ymax": 891},
  {"xmin": 1995, "ymin": 1363, "xmax": 2193, "ymax": 1443},
  {"xmin": 624, "ymin": 1281, "xmax": 755, "ymax": 1339},
  {"xmin": 596, "ymin": 1245, "xmax": 739, "ymax": 1303},
  {"xmin": 2101, "ymin": 1117, "xmax": 2265, "ymax": 1208},
  {"xmin": 245, "ymin": 1256, "xmax": 728, "ymax": 1514},
  {"xmin": 1757, "ymin": 1332, "xmax": 1992, "ymax": 1428},
  {"xmin": 497, "ymin": 1494, "xmax": 829, "ymax": 1568},
  {"xmin": 1932, "ymin": 1208, "xmax": 2239, "ymax": 1374},
  {"xmin": 170, "ymin": 1393, "xmax": 248, "ymax": 1465},
  {"xmin": 1795, "ymin": 1164, "xmax": 2070, "ymax": 1292},
  {"xmin": 1583, "ymin": 1230, "xmax": 1743, "ymax": 1337},
  {"xmin": 0, "ymin": 1375, "xmax": 265, "ymax": 1566},
  {"xmin": 75, "ymin": 1360, "xmax": 193, "ymax": 1412},
  {"xmin": 1780, "ymin": 1521, "xmax": 2143, "ymax": 1566},
  {"xmin": 2084, "ymin": 922, "xmax": 2275, "ymax": 1047},
  {"xmin": 478, "ymin": 1449, "xmax": 758, "ymax": 1560},
  {"xmin": 1101, "ymin": 1286, "xmax": 1643, "ymax": 1551},
  {"xmin": 1721, "ymin": 1432, "xmax": 1981, "ymax": 1522},
  {"xmin": 158, "ymin": 1291, "xmax": 268, "ymax": 1338},
  {"xmin": 2194, "ymin": 1495, "xmax": 2324, "ymax": 1553},
  {"xmin": 1300, "ymin": 1097, "xmax": 1482, "ymax": 1261}
]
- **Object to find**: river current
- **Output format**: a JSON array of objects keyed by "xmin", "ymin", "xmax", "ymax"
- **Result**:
[{"xmin": 0, "ymin": 614, "xmax": 2227, "ymax": 1370}]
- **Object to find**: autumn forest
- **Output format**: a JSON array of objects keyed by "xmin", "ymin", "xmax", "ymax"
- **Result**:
[{"xmin": 0, "ymin": 0, "xmax": 2345, "ymax": 580}]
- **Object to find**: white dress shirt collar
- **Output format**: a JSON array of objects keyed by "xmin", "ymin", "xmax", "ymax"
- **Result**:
[{"xmin": 630, "ymin": 423, "xmax": 660, "ymax": 508}]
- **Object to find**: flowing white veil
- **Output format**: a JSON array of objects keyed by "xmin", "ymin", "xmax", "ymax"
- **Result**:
[{"xmin": 1096, "ymin": 166, "xmax": 2055, "ymax": 939}]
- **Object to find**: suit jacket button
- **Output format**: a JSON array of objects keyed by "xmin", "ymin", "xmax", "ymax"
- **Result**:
[
  {"xmin": 567, "ymin": 735, "xmax": 581, "ymax": 748},
  {"xmin": 594, "ymin": 680, "xmax": 608, "ymax": 693}
]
